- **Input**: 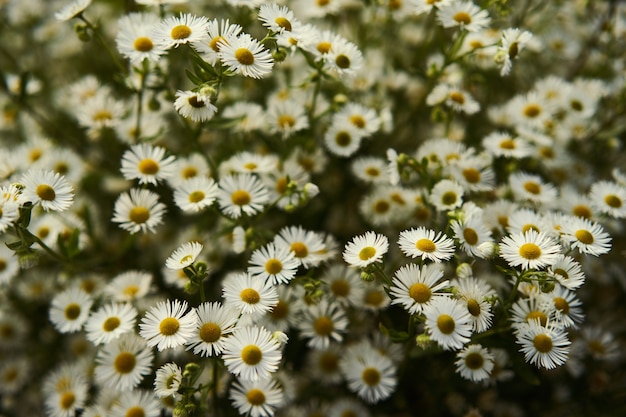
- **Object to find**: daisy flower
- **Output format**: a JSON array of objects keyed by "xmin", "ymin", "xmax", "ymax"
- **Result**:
[
  {"xmin": 49, "ymin": 287, "xmax": 94, "ymax": 333},
  {"xmin": 397, "ymin": 227, "xmax": 455, "ymax": 263},
  {"xmin": 173, "ymin": 176, "xmax": 219, "ymax": 212},
  {"xmin": 297, "ymin": 300, "xmax": 349, "ymax": 350},
  {"xmin": 112, "ymin": 188, "xmax": 167, "ymax": 234},
  {"xmin": 321, "ymin": 263, "xmax": 365, "ymax": 307},
  {"xmin": 84, "ymin": 302, "xmax": 137, "ymax": 345},
  {"xmin": 436, "ymin": 0, "xmax": 491, "ymax": 32},
  {"xmin": 248, "ymin": 242, "xmax": 300, "ymax": 285},
  {"xmin": 0, "ymin": 198, "xmax": 18, "ymax": 234},
  {"xmin": 221, "ymin": 151, "xmax": 279, "ymax": 176},
  {"xmin": 20, "ymin": 169, "xmax": 74, "ymax": 212},
  {"xmin": 258, "ymin": 3, "xmax": 299, "ymax": 34},
  {"xmin": 343, "ymin": 231, "xmax": 389, "ymax": 268},
  {"xmin": 426, "ymin": 84, "xmax": 480, "ymax": 114},
  {"xmin": 139, "ymin": 299, "xmax": 198, "ymax": 351},
  {"xmin": 186, "ymin": 301, "xmax": 239, "ymax": 357},
  {"xmin": 266, "ymin": 100, "xmax": 309, "ymax": 139},
  {"xmin": 95, "ymin": 333, "xmax": 154, "ymax": 391},
  {"xmin": 351, "ymin": 156, "xmax": 390, "ymax": 184},
  {"xmin": 219, "ymin": 33, "xmax": 274, "ymax": 79},
  {"xmin": 333, "ymin": 103, "xmax": 380, "ymax": 137},
  {"xmin": 499, "ymin": 230, "xmax": 562, "ymax": 270},
  {"xmin": 44, "ymin": 373, "xmax": 89, "ymax": 417},
  {"xmin": 217, "ymin": 173, "xmax": 270, "ymax": 219},
  {"xmin": 325, "ymin": 38, "xmax": 363, "ymax": 78},
  {"xmin": 413, "ymin": 0, "xmax": 452, "ymax": 15},
  {"xmin": 390, "ymin": 263, "xmax": 449, "ymax": 315},
  {"xmin": 452, "ymin": 277, "xmax": 495, "ymax": 333},
  {"xmin": 153, "ymin": 363, "xmax": 182, "ymax": 398},
  {"xmin": 222, "ymin": 325, "xmax": 282, "ymax": 381},
  {"xmin": 482, "ymin": 131, "xmax": 533, "ymax": 159},
  {"xmin": 509, "ymin": 172, "xmax": 558, "ymax": 205},
  {"xmin": 515, "ymin": 319, "xmax": 570, "ymax": 369},
  {"xmin": 560, "ymin": 216, "xmax": 611, "ymax": 256},
  {"xmin": 169, "ymin": 153, "xmax": 211, "ymax": 186},
  {"xmin": 339, "ymin": 345, "xmax": 397, "ymax": 404},
  {"xmin": 496, "ymin": 28, "xmax": 533, "ymax": 76},
  {"xmin": 451, "ymin": 217, "xmax": 493, "ymax": 258},
  {"xmin": 55, "ymin": 0, "xmax": 92, "ymax": 21},
  {"xmin": 230, "ymin": 377, "xmax": 284, "ymax": 417},
  {"xmin": 327, "ymin": 397, "xmax": 371, "ymax": 417},
  {"xmin": 195, "ymin": 19, "xmax": 243, "ymax": 65},
  {"xmin": 222, "ymin": 272, "xmax": 279, "ymax": 316},
  {"xmin": 455, "ymin": 344, "xmax": 494, "ymax": 382},
  {"xmin": 509, "ymin": 294, "xmax": 554, "ymax": 329},
  {"xmin": 424, "ymin": 297, "xmax": 473, "ymax": 351},
  {"xmin": 547, "ymin": 255, "xmax": 585, "ymax": 290},
  {"xmin": 110, "ymin": 389, "xmax": 161, "ymax": 417},
  {"xmin": 324, "ymin": 122, "xmax": 364, "ymax": 157},
  {"xmin": 152, "ymin": 13, "xmax": 210, "ymax": 50},
  {"xmin": 104, "ymin": 270, "xmax": 153, "ymax": 302},
  {"xmin": 548, "ymin": 285, "xmax": 584, "ymax": 329},
  {"xmin": 429, "ymin": 179, "xmax": 464, "ymax": 212},
  {"xmin": 256, "ymin": 286, "xmax": 298, "ymax": 333},
  {"xmin": 165, "ymin": 241, "xmax": 203, "ymax": 270},
  {"xmin": 115, "ymin": 12, "xmax": 167, "ymax": 65},
  {"xmin": 589, "ymin": 180, "xmax": 626, "ymax": 219},
  {"xmin": 174, "ymin": 90, "xmax": 218, "ymax": 122},
  {"xmin": 120, "ymin": 143, "xmax": 177, "ymax": 185}
]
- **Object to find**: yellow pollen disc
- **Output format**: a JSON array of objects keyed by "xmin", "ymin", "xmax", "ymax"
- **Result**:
[
  {"xmin": 4, "ymin": 368, "xmax": 18, "ymax": 382},
  {"xmin": 436, "ymin": 314, "xmax": 455, "ymax": 334},
  {"xmin": 467, "ymin": 299, "xmax": 481, "ymax": 316},
  {"xmin": 243, "ymin": 162, "xmax": 258, "ymax": 170},
  {"xmin": 416, "ymin": 238, "xmax": 436, "ymax": 253},
  {"xmin": 553, "ymin": 268, "xmax": 569, "ymax": 280},
  {"xmin": 133, "ymin": 36, "xmax": 154, "ymax": 52},
  {"xmin": 335, "ymin": 131, "xmax": 351, "ymax": 146},
  {"xmin": 462, "ymin": 168, "xmax": 481, "ymax": 184},
  {"xmin": 335, "ymin": 54, "xmax": 351, "ymax": 69},
  {"xmin": 171, "ymin": 25, "xmax": 192, "ymax": 40},
  {"xmin": 449, "ymin": 91, "xmax": 465, "ymax": 104},
  {"xmin": 365, "ymin": 167, "xmax": 380, "ymax": 177},
  {"xmin": 388, "ymin": 0, "xmax": 402, "ymax": 10},
  {"xmin": 290, "ymin": 242, "xmax": 308, "ymax": 258},
  {"xmin": 274, "ymin": 17, "xmax": 292, "ymax": 32},
  {"xmin": 317, "ymin": 41, "xmax": 332, "ymax": 54},
  {"xmin": 241, "ymin": 344, "xmax": 263, "ymax": 365},
  {"xmin": 240, "ymin": 288, "xmax": 260, "ymax": 304},
  {"xmin": 209, "ymin": 36, "xmax": 225, "ymax": 52},
  {"xmin": 235, "ymin": 48, "xmax": 255, "ymax": 65},
  {"xmin": 508, "ymin": 42, "xmax": 519, "ymax": 59},
  {"xmin": 180, "ymin": 255, "xmax": 193, "ymax": 264},
  {"xmin": 126, "ymin": 406, "xmax": 146, "ymax": 417},
  {"xmin": 114, "ymin": 351, "xmax": 136, "ymax": 374},
  {"xmin": 358, "ymin": 246, "xmax": 376, "ymax": 261},
  {"xmin": 526, "ymin": 311, "xmax": 548, "ymax": 327},
  {"xmin": 499, "ymin": 139, "xmax": 516, "ymax": 149},
  {"xmin": 275, "ymin": 177, "xmax": 288, "ymax": 194},
  {"xmin": 60, "ymin": 392, "xmax": 76, "ymax": 410},
  {"xmin": 519, "ymin": 242, "xmax": 542, "ymax": 260},
  {"xmin": 572, "ymin": 205, "xmax": 592, "ymax": 219},
  {"xmin": 138, "ymin": 158, "xmax": 159, "ymax": 175},
  {"xmin": 278, "ymin": 114, "xmax": 296, "ymax": 128},
  {"xmin": 55, "ymin": 162, "xmax": 69, "ymax": 175},
  {"xmin": 553, "ymin": 297, "xmax": 570, "ymax": 314},
  {"xmin": 523, "ymin": 104, "xmax": 541, "ymax": 118},
  {"xmin": 540, "ymin": 147, "xmax": 554, "ymax": 158},
  {"xmin": 365, "ymin": 290, "xmax": 385, "ymax": 306},
  {"xmin": 533, "ymin": 333, "xmax": 553, "ymax": 353},
  {"xmin": 36, "ymin": 184, "xmax": 56, "ymax": 201},
  {"xmin": 129, "ymin": 206, "xmax": 150, "ymax": 224},
  {"xmin": 231, "ymin": 190, "xmax": 251, "ymax": 206},
  {"xmin": 463, "ymin": 228, "xmax": 479, "ymax": 245},
  {"xmin": 362, "ymin": 367, "xmax": 381, "ymax": 386},
  {"xmin": 246, "ymin": 388, "xmax": 266, "ymax": 406},
  {"xmin": 604, "ymin": 194, "xmax": 622, "ymax": 208},
  {"xmin": 570, "ymin": 100, "xmax": 583, "ymax": 111},
  {"xmin": 188, "ymin": 190, "xmax": 205, "ymax": 203},
  {"xmin": 523, "ymin": 181, "xmax": 541, "ymax": 195},
  {"xmin": 265, "ymin": 258, "xmax": 283, "ymax": 275},
  {"xmin": 314, "ymin": 316, "xmax": 334, "ymax": 336},
  {"xmin": 330, "ymin": 279, "xmax": 350, "ymax": 297},
  {"xmin": 409, "ymin": 283, "xmax": 431, "ymax": 304},
  {"xmin": 124, "ymin": 285, "xmax": 139, "ymax": 297},
  {"xmin": 159, "ymin": 317, "xmax": 180, "ymax": 336},
  {"xmin": 453, "ymin": 11, "xmax": 472, "ymax": 24},
  {"xmin": 29, "ymin": 149, "xmax": 43, "ymax": 162},
  {"xmin": 465, "ymin": 352, "xmax": 484, "ymax": 369},
  {"xmin": 103, "ymin": 316, "xmax": 121, "ymax": 332},
  {"xmin": 0, "ymin": 259, "xmax": 5, "ymax": 272},
  {"xmin": 374, "ymin": 200, "xmax": 390, "ymax": 214},
  {"xmin": 390, "ymin": 193, "xmax": 406, "ymax": 205},
  {"xmin": 588, "ymin": 340, "xmax": 605, "ymax": 355},
  {"xmin": 319, "ymin": 351, "xmax": 339, "ymax": 371},
  {"xmin": 93, "ymin": 110, "xmax": 112, "ymax": 121},
  {"xmin": 187, "ymin": 95, "xmax": 205, "ymax": 108},
  {"xmin": 349, "ymin": 115, "xmax": 366, "ymax": 129},
  {"xmin": 199, "ymin": 322, "xmax": 221, "ymax": 343},
  {"xmin": 270, "ymin": 300, "xmax": 289, "ymax": 319},
  {"xmin": 442, "ymin": 191, "xmax": 458, "ymax": 205},
  {"xmin": 575, "ymin": 229, "xmax": 594, "ymax": 245},
  {"xmin": 64, "ymin": 303, "xmax": 81, "ymax": 320},
  {"xmin": 497, "ymin": 215, "xmax": 509, "ymax": 228},
  {"xmin": 317, "ymin": 0, "xmax": 330, "ymax": 6},
  {"xmin": 469, "ymin": 40, "xmax": 483, "ymax": 49},
  {"xmin": 182, "ymin": 166, "xmax": 198, "ymax": 179}
]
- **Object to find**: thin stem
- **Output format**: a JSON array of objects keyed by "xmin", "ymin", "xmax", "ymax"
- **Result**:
[
  {"xmin": 79, "ymin": 14, "xmax": 128, "ymax": 76},
  {"xmin": 134, "ymin": 67, "xmax": 148, "ymax": 142}
]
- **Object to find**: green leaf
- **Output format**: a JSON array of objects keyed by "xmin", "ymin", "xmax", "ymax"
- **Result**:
[
  {"xmin": 5, "ymin": 240, "xmax": 23, "ymax": 251},
  {"xmin": 184, "ymin": 69, "xmax": 202, "ymax": 86}
]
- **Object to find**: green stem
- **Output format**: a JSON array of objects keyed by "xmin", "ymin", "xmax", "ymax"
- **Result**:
[
  {"xmin": 79, "ymin": 15, "xmax": 128, "ymax": 76},
  {"xmin": 134, "ymin": 66, "xmax": 148, "ymax": 143}
]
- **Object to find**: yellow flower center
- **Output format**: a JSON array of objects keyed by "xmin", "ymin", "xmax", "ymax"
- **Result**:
[
  {"xmin": 278, "ymin": 114, "xmax": 296, "ymax": 128},
  {"xmin": 526, "ymin": 311, "xmax": 548, "ymax": 327},
  {"xmin": 93, "ymin": 110, "xmax": 112, "ymax": 122},
  {"xmin": 462, "ymin": 168, "xmax": 481, "ymax": 184},
  {"xmin": 36, "ymin": 184, "xmax": 56, "ymax": 201},
  {"xmin": 358, "ymin": 246, "xmax": 376, "ymax": 261},
  {"xmin": 553, "ymin": 297, "xmax": 570, "ymax": 314},
  {"xmin": 533, "ymin": 333, "xmax": 553, "ymax": 353},
  {"xmin": 362, "ymin": 367, "xmax": 381, "ymax": 386},
  {"xmin": 246, "ymin": 388, "xmax": 266, "ymax": 406},
  {"xmin": 572, "ymin": 205, "xmax": 592, "ymax": 219},
  {"xmin": 235, "ymin": 48, "xmax": 255, "ymax": 65},
  {"xmin": 240, "ymin": 288, "xmax": 260, "ymax": 304},
  {"xmin": 416, "ymin": 238, "xmax": 436, "ymax": 253},
  {"xmin": 265, "ymin": 258, "xmax": 283, "ymax": 275},
  {"xmin": 464, "ymin": 352, "xmax": 484, "ymax": 369},
  {"xmin": 64, "ymin": 303, "xmax": 81, "ymax": 320},
  {"xmin": 330, "ymin": 279, "xmax": 350, "ymax": 297},
  {"xmin": 449, "ymin": 91, "xmax": 465, "ymax": 104},
  {"xmin": 270, "ymin": 300, "xmax": 289, "ymax": 320},
  {"xmin": 199, "ymin": 322, "xmax": 221, "ymax": 343},
  {"xmin": 159, "ymin": 317, "xmax": 180, "ymax": 336},
  {"xmin": 349, "ymin": 115, "xmax": 366, "ymax": 129},
  {"xmin": 436, "ymin": 314, "xmax": 455, "ymax": 334},
  {"xmin": 374, "ymin": 200, "xmax": 390, "ymax": 214},
  {"xmin": 575, "ymin": 229, "xmax": 594, "ymax": 245},
  {"xmin": 317, "ymin": 41, "xmax": 332, "ymax": 54},
  {"xmin": 313, "ymin": 316, "xmax": 334, "ymax": 336},
  {"xmin": 114, "ymin": 351, "xmax": 136, "ymax": 374},
  {"xmin": 463, "ymin": 228, "xmax": 479, "ymax": 245},
  {"xmin": 126, "ymin": 406, "xmax": 146, "ymax": 417},
  {"xmin": 133, "ymin": 36, "xmax": 153, "ymax": 52},
  {"xmin": 290, "ymin": 242, "xmax": 308, "ymax": 258},
  {"xmin": 508, "ymin": 42, "xmax": 519, "ymax": 59},
  {"xmin": 241, "ymin": 344, "xmax": 263, "ymax": 365},
  {"xmin": 209, "ymin": 36, "xmax": 225, "ymax": 52},
  {"xmin": 523, "ymin": 181, "xmax": 541, "ymax": 195},
  {"xmin": 499, "ymin": 139, "xmax": 516, "ymax": 149},
  {"xmin": 274, "ymin": 17, "xmax": 292, "ymax": 32},
  {"xmin": 523, "ymin": 104, "xmax": 541, "ymax": 118},
  {"xmin": 59, "ymin": 392, "xmax": 76, "ymax": 410},
  {"xmin": 409, "ymin": 283, "xmax": 431, "ymax": 304},
  {"xmin": 182, "ymin": 166, "xmax": 198, "ymax": 179},
  {"xmin": 335, "ymin": 131, "xmax": 352, "ymax": 146},
  {"xmin": 55, "ymin": 162, "xmax": 69, "ymax": 175},
  {"xmin": 171, "ymin": 25, "xmax": 192, "ymax": 40},
  {"xmin": 129, "ymin": 206, "xmax": 150, "ymax": 224},
  {"xmin": 231, "ymin": 190, "xmax": 251, "ymax": 206},
  {"xmin": 442, "ymin": 191, "xmax": 458, "ymax": 205},
  {"xmin": 124, "ymin": 285, "xmax": 139, "ymax": 297},
  {"xmin": 604, "ymin": 194, "xmax": 622, "ymax": 208},
  {"xmin": 453, "ymin": 11, "xmax": 472, "ymax": 25},
  {"xmin": 519, "ymin": 242, "xmax": 542, "ymax": 260},
  {"xmin": 0, "ymin": 259, "xmax": 6, "ymax": 272},
  {"xmin": 364, "ymin": 289, "xmax": 385, "ymax": 306},
  {"xmin": 467, "ymin": 299, "xmax": 481, "ymax": 316},
  {"xmin": 138, "ymin": 158, "xmax": 159, "ymax": 175},
  {"xmin": 335, "ymin": 54, "xmax": 351, "ymax": 69},
  {"xmin": 103, "ymin": 316, "xmax": 121, "ymax": 332},
  {"xmin": 188, "ymin": 191, "xmax": 205, "ymax": 203},
  {"xmin": 365, "ymin": 167, "xmax": 380, "ymax": 177}
]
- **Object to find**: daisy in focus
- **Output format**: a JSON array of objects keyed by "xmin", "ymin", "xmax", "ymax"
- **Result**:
[
  {"xmin": 218, "ymin": 173, "xmax": 270, "ymax": 219},
  {"xmin": 20, "ymin": 169, "xmax": 74, "ymax": 212},
  {"xmin": 120, "ymin": 143, "xmax": 177, "ymax": 185},
  {"xmin": 397, "ymin": 227, "xmax": 455, "ymax": 263},
  {"xmin": 515, "ymin": 319, "xmax": 570, "ymax": 370},
  {"xmin": 219, "ymin": 33, "xmax": 274, "ymax": 79},
  {"xmin": 343, "ymin": 231, "xmax": 389, "ymax": 268},
  {"xmin": 455, "ymin": 344, "xmax": 494, "ymax": 382},
  {"xmin": 389, "ymin": 263, "xmax": 450, "ymax": 315},
  {"xmin": 424, "ymin": 297, "xmax": 473, "ymax": 351},
  {"xmin": 499, "ymin": 230, "xmax": 562, "ymax": 270},
  {"xmin": 112, "ymin": 188, "xmax": 167, "ymax": 234},
  {"xmin": 222, "ymin": 325, "xmax": 282, "ymax": 381},
  {"xmin": 139, "ymin": 299, "xmax": 198, "ymax": 351},
  {"xmin": 165, "ymin": 241, "xmax": 204, "ymax": 270}
]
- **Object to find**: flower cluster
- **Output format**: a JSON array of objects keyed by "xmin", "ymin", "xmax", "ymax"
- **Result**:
[{"xmin": 1, "ymin": 0, "xmax": 626, "ymax": 417}]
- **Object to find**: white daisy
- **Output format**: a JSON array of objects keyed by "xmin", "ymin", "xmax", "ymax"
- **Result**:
[
  {"xmin": 222, "ymin": 325, "xmax": 282, "ymax": 381},
  {"xmin": 120, "ymin": 143, "xmax": 177, "ymax": 185},
  {"xmin": 297, "ymin": 300, "xmax": 349, "ymax": 350},
  {"xmin": 104, "ymin": 270, "xmax": 153, "ymax": 302},
  {"xmin": 139, "ymin": 299, "xmax": 198, "ymax": 351},
  {"xmin": 174, "ymin": 90, "xmax": 218, "ymax": 123},
  {"xmin": 390, "ymin": 263, "xmax": 449, "ymax": 315},
  {"xmin": 222, "ymin": 272, "xmax": 279, "ymax": 317},
  {"xmin": 165, "ymin": 241, "xmax": 204, "ymax": 270},
  {"xmin": 560, "ymin": 216, "xmax": 611, "ymax": 256},
  {"xmin": 229, "ymin": 377, "xmax": 284, "ymax": 417},
  {"xmin": 95, "ymin": 333, "xmax": 154, "ymax": 391},
  {"xmin": 274, "ymin": 225, "xmax": 328, "ymax": 268},
  {"xmin": 325, "ymin": 38, "xmax": 363, "ymax": 78},
  {"xmin": 339, "ymin": 344, "xmax": 397, "ymax": 404},
  {"xmin": 55, "ymin": 0, "xmax": 92, "ymax": 21},
  {"xmin": 186, "ymin": 301, "xmax": 239, "ymax": 357},
  {"xmin": 321, "ymin": 263, "xmax": 365, "ymax": 308},
  {"xmin": 258, "ymin": 3, "xmax": 299, "ymax": 34},
  {"xmin": 109, "ymin": 389, "xmax": 161, "ymax": 417},
  {"xmin": 219, "ymin": 33, "xmax": 274, "ymax": 79},
  {"xmin": 496, "ymin": 28, "xmax": 533, "ymax": 76},
  {"xmin": 324, "ymin": 122, "xmax": 364, "ymax": 157},
  {"xmin": 499, "ymin": 230, "xmax": 562, "ymax": 270},
  {"xmin": 397, "ymin": 227, "xmax": 455, "ymax": 263},
  {"xmin": 548, "ymin": 285, "xmax": 584, "ymax": 329},
  {"xmin": 455, "ymin": 344, "xmax": 494, "ymax": 382},
  {"xmin": 112, "ymin": 188, "xmax": 167, "ymax": 234},
  {"xmin": 509, "ymin": 172, "xmax": 558, "ymax": 205},
  {"xmin": 452, "ymin": 277, "xmax": 495, "ymax": 333},
  {"xmin": 429, "ymin": 179, "xmax": 464, "ymax": 212},
  {"xmin": 153, "ymin": 363, "xmax": 182, "ymax": 398},
  {"xmin": 547, "ymin": 255, "xmax": 585, "ymax": 290},
  {"xmin": 115, "ymin": 12, "xmax": 167, "ymax": 65},
  {"xmin": 173, "ymin": 176, "xmax": 219, "ymax": 213},
  {"xmin": 84, "ymin": 302, "xmax": 137, "ymax": 345},
  {"xmin": 424, "ymin": 297, "xmax": 473, "ymax": 351},
  {"xmin": 195, "ymin": 19, "xmax": 243, "ymax": 65},
  {"xmin": 152, "ymin": 13, "xmax": 210, "ymax": 50},
  {"xmin": 451, "ymin": 216, "xmax": 493, "ymax": 258},
  {"xmin": 20, "ymin": 169, "xmax": 74, "ymax": 212},
  {"xmin": 515, "ymin": 319, "xmax": 570, "ymax": 370},
  {"xmin": 248, "ymin": 242, "xmax": 300, "ymax": 285},
  {"xmin": 437, "ymin": 0, "xmax": 491, "ymax": 32},
  {"xmin": 342, "ymin": 231, "xmax": 389, "ymax": 268},
  {"xmin": 218, "ymin": 173, "xmax": 270, "ymax": 219},
  {"xmin": 49, "ymin": 287, "xmax": 94, "ymax": 333}
]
